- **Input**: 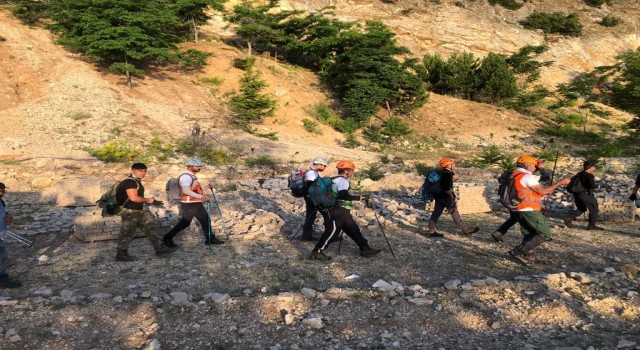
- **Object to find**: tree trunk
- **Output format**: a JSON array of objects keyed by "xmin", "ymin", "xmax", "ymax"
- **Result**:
[
  {"xmin": 125, "ymin": 56, "xmax": 132, "ymax": 89},
  {"xmin": 192, "ymin": 17, "xmax": 198, "ymax": 43},
  {"xmin": 385, "ymin": 101, "xmax": 392, "ymax": 118},
  {"xmin": 248, "ymin": 41, "xmax": 252, "ymax": 56}
]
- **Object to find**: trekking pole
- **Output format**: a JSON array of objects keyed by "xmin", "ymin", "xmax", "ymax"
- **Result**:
[
  {"xmin": 550, "ymin": 150, "xmax": 559, "ymax": 184},
  {"xmin": 6, "ymin": 231, "xmax": 34, "ymax": 247},
  {"xmin": 205, "ymin": 201, "xmax": 212, "ymax": 251},
  {"xmin": 289, "ymin": 206, "xmax": 317, "ymax": 240},
  {"xmin": 367, "ymin": 197, "xmax": 395, "ymax": 258},
  {"xmin": 210, "ymin": 189, "xmax": 229, "ymax": 239}
]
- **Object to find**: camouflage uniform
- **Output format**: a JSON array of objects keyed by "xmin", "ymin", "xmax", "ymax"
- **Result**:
[{"xmin": 117, "ymin": 208, "xmax": 161, "ymax": 250}]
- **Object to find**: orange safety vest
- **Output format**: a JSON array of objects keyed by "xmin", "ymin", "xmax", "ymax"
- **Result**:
[
  {"xmin": 513, "ymin": 169, "xmax": 542, "ymax": 211},
  {"xmin": 179, "ymin": 173, "xmax": 204, "ymax": 202}
]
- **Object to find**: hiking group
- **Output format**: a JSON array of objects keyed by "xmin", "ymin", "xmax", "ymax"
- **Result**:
[{"xmin": 1, "ymin": 155, "xmax": 638, "ymax": 288}]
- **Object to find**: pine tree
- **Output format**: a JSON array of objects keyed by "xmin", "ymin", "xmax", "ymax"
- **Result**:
[
  {"xmin": 476, "ymin": 53, "xmax": 518, "ymax": 103},
  {"xmin": 228, "ymin": 64, "xmax": 277, "ymax": 131},
  {"xmin": 171, "ymin": 0, "xmax": 225, "ymax": 42}
]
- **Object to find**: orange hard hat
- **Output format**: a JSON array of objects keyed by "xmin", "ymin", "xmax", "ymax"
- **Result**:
[
  {"xmin": 516, "ymin": 155, "xmax": 537, "ymax": 165},
  {"xmin": 439, "ymin": 158, "xmax": 455, "ymax": 168},
  {"xmin": 336, "ymin": 160, "xmax": 355, "ymax": 170}
]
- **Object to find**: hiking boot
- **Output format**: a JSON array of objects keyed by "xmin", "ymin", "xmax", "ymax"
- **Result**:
[
  {"xmin": 308, "ymin": 250, "xmax": 332, "ymax": 261},
  {"xmin": 491, "ymin": 231, "xmax": 504, "ymax": 243},
  {"xmin": 563, "ymin": 217, "xmax": 574, "ymax": 228},
  {"xmin": 162, "ymin": 238, "xmax": 180, "ymax": 249},
  {"xmin": 360, "ymin": 246, "xmax": 381, "ymax": 257},
  {"xmin": 428, "ymin": 231, "xmax": 444, "ymax": 238},
  {"xmin": 462, "ymin": 226, "xmax": 480, "ymax": 236},
  {"xmin": 154, "ymin": 244, "xmax": 175, "ymax": 256},
  {"xmin": 115, "ymin": 249, "xmax": 137, "ymax": 262},
  {"xmin": 508, "ymin": 249, "xmax": 530, "ymax": 266},
  {"xmin": 0, "ymin": 278, "xmax": 22, "ymax": 289},
  {"xmin": 204, "ymin": 237, "xmax": 226, "ymax": 245},
  {"xmin": 587, "ymin": 223, "xmax": 605, "ymax": 231}
]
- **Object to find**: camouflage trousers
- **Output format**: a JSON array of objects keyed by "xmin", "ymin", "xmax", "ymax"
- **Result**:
[{"xmin": 117, "ymin": 208, "xmax": 161, "ymax": 250}]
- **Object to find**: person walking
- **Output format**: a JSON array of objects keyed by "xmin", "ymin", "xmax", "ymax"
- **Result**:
[
  {"xmin": 426, "ymin": 158, "xmax": 480, "ymax": 238},
  {"xmin": 508, "ymin": 156, "xmax": 571, "ymax": 266},
  {"xmin": 628, "ymin": 172, "xmax": 639, "ymax": 202},
  {"xmin": 115, "ymin": 163, "xmax": 174, "ymax": 262},
  {"xmin": 492, "ymin": 159, "xmax": 553, "ymax": 242},
  {"xmin": 563, "ymin": 161, "xmax": 604, "ymax": 230},
  {"xmin": 309, "ymin": 160, "xmax": 381, "ymax": 261},
  {"xmin": 163, "ymin": 158, "xmax": 225, "ymax": 248},
  {"xmin": 0, "ymin": 182, "xmax": 21, "ymax": 288},
  {"xmin": 301, "ymin": 157, "xmax": 329, "ymax": 241}
]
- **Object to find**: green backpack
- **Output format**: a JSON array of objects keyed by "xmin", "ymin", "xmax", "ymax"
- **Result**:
[{"xmin": 96, "ymin": 178, "xmax": 139, "ymax": 217}]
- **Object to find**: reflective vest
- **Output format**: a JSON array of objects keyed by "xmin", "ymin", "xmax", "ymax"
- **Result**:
[
  {"xmin": 513, "ymin": 169, "xmax": 542, "ymax": 211},
  {"xmin": 179, "ymin": 173, "xmax": 204, "ymax": 203}
]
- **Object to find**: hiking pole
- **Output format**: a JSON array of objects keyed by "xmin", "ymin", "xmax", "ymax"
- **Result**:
[
  {"xmin": 542, "ymin": 150, "xmax": 560, "ymax": 217},
  {"xmin": 289, "ymin": 206, "xmax": 317, "ymax": 240},
  {"xmin": 6, "ymin": 231, "xmax": 33, "ymax": 247},
  {"xmin": 367, "ymin": 197, "xmax": 395, "ymax": 258},
  {"xmin": 210, "ymin": 189, "xmax": 229, "ymax": 239}
]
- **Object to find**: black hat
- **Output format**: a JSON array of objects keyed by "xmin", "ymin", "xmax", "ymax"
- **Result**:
[
  {"xmin": 0, "ymin": 182, "xmax": 6, "ymax": 189},
  {"xmin": 583, "ymin": 161, "xmax": 596, "ymax": 170},
  {"xmin": 131, "ymin": 163, "xmax": 147, "ymax": 170}
]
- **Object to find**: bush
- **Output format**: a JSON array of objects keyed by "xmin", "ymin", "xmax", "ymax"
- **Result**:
[
  {"xmin": 584, "ymin": 0, "xmax": 606, "ymax": 7},
  {"xmin": 520, "ymin": 12, "xmax": 583, "ymax": 37},
  {"xmin": 86, "ymin": 141, "xmax": 138, "ymax": 163},
  {"xmin": 342, "ymin": 132, "xmax": 361, "ymax": 149},
  {"xmin": 229, "ymin": 67, "xmax": 276, "ymax": 131},
  {"xmin": 555, "ymin": 113, "xmax": 584, "ymax": 125},
  {"xmin": 302, "ymin": 119, "xmax": 322, "ymax": 134},
  {"xmin": 0, "ymin": 36, "xmax": 5, "ymax": 42},
  {"xmin": 200, "ymin": 77, "xmax": 224, "ymax": 85},
  {"xmin": 359, "ymin": 163, "xmax": 385, "ymax": 181},
  {"xmin": 414, "ymin": 163, "xmax": 430, "ymax": 177},
  {"xmin": 178, "ymin": 49, "xmax": 210, "ymax": 69},
  {"xmin": 245, "ymin": 155, "xmax": 278, "ymax": 167},
  {"xmin": 381, "ymin": 117, "xmax": 412, "ymax": 138},
  {"xmin": 232, "ymin": 56, "xmax": 256, "ymax": 70},
  {"xmin": 488, "ymin": 0, "xmax": 523, "ymax": 10},
  {"xmin": 199, "ymin": 146, "xmax": 232, "ymax": 165},
  {"xmin": 469, "ymin": 145, "xmax": 514, "ymax": 169},
  {"xmin": 600, "ymin": 15, "xmax": 621, "ymax": 27}
]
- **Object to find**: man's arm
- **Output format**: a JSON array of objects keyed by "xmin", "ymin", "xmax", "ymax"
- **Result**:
[
  {"xmin": 530, "ymin": 178, "xmax": 571, "ymax": 196},
  {"xmin": 126, "ymin": 188, "xmax": 153, "ymax": 204}
]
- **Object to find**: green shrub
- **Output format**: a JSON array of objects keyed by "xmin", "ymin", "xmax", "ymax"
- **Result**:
[
  {"xmin": 342, "ymin": 132, "xmax": 361, "ymax": 149},
  {"xmin": 538, "ymin": 125, "xmax": 603, "ymax": 143},
  {"xmin": 199, "ymin": 146, "xmax": 232, "ymax": 165},
  {"xmin": 147, "ymin": 135, "xmax": 174, "ymax": 161},
  {"xmin": 0, "ymin": 36, "xmax": 5, "ymax": 42},
  {"xmin": 302, "ymin": 119, "xmax": 322, "ymax": 134},
  {"xmin": 86, "ymin": 141, "xmax": 138, "ymax": 163},
  {"xmin": 359, "ymin": 163, "xmax": 385, "ymax": 181},
  {"xmin": 178, "ymin": 49, "xmax": 210, "ymax": 69},
  {"xmin": 67, "ymin": 111, "xmax": 92, "ymax": 120},
  {"xmin": 555, "ymin": 113, "xmax": 583, "ymax": 125},
  {"xmin": 488, "ymin": 0, "xmax": 523, "ymax": 10},
  {"xmin": 533, "ymin": 147, "xmax": 560, "ymax": 163},
  {"xmin": 584, "ymin": 0, "xmax": 606, "ymax": 7},
  {"xmin": 415, "ymin": 163, "xmax": 430, "ymax": 177},
  {"xmin": 381, "ymin": 116, "xmax": 412, "ymax": 138},
  {"xmin": 600, "ymin": 15, "xmax": 621, "ymax": 27},
  {"xmin": 469, "ymin": 145, "xmax": 514, "ymax": 169},
  {"xmin": 200, "ymin": 77, "xmax": 224, "ymax": 85},
  {"xmin": 245, "ymin": 155, "xmax": 278, "ymax": 167},
  {"xmin": 520, "ymin": 12, "xmax": 583, "ymax": 37},
  {"xmin": 232, "ymin": 56, "xmax": 256, "ymax": 70},
  {"xmin": 364, "ymin": 126, "xmax": 385, "ymax": 144},
  {"xmin": 255, "ymin": 131, "xmax": 279, "ymax": 140}
]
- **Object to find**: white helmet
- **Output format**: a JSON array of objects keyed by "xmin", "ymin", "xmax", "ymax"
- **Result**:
[
  {"xmin": 312, "ymin": 157, "xmax": 329, "ymax": 166},
  {"xmin": 186, "ymin": 157, "xmax": 205, "ymax": 167}
]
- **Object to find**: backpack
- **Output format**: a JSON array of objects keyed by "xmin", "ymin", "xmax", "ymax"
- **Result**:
[
  {"xmin": 499, "ymin": 171, "xmax": 525, "ymax": 210},
  {"xmin": 497, "ymin": 170, "xmax": 512, "ymax": 200},
  {"xmin": 566, "ymin": 173, "xmax": 585, "ymax": 194},
  {"xmin": 308, "ymin": 176, "xmax": 336, "ymax": 209},
  {"xmin": 423, "ymin": 170, "xmax": 444, "ymax": 194},
  {"xmin": 96, "ymin": 178, "xmax": 139, "ymax": 217},
  {"xmin": 287, "ymin": 168, "xmax": 308, "ymax": 198},
  {"xmin": 166, "ymin": 173, "xmax": 197, "ymax": 205}
]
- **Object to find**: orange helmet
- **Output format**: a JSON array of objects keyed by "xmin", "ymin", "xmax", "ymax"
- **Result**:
[
  {"xmin": 516, "ymin": 155, "xmax": 537, "ymax": 165},
  {"xmin": 336, "ymin": 160, "xmax": 355, "ymax": 170},
  {"xmin": 439, "ymin": 158, "xmax": 455, "ymax": 168}
]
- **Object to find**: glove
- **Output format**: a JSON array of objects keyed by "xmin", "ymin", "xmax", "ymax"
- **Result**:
[
  {"xmin": 630, "ymin": 194, "xmax": 638, "ymax": 201},
  {"xmin": 151, "ymin": 199, "xmax": 165, "ymax": 207}
]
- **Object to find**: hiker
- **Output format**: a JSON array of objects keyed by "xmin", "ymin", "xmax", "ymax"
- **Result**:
[
  {"xmin": 301, "ymin": 157, "xmax": 329, "ymax": 241},
  {"xmin": 508, "ymin": 156, "xmax": 571, "ymax": 265},
  {"xmin": 309, "ymin": 160, "xmax": 381, "ymax": 260},
  {"xmin": 492, "ymin": 159, "xmax": 552, "ymax": 242},
  {"xmin": 163, "ymin": 158, "xmax": 225, "ymax": 248},
  {"xmin": 563, "ymin": 161, "xmax": 604, "ymax": 230},
  {"xmin": 115, "ymin": 163, "xmax": 174, "ymax": 262},
  {"xmin": 629, "ymin": 172, "xmax": 639, "ymax": 202},
  {"xmin": 426, "ymin": 158, "xmax": 479, "ymax": 238},
  {"xmin": 0, "ymin": 182, "xmax": 21, "ymax": 288}
]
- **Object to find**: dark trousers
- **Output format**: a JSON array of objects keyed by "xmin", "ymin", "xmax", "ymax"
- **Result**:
[
  {"xmin": 569, "ymin": 192, "xmax": 599, "ymax": 224},
  {"xmin": 314, "ymin": 206, "xmax": 368, "ymax": 252},
  {"xmin": 164, "ymin": 202, "xmax": 213, "ymax": 242},
  {"xmin": 496, "ymin": 211, "xmax": 519, "ymax": 235},
  {"xmin": 428, "ymin": 195, "xmax": 465, "ymax": 232},
  {"xmin": 302, "ymin": 196, "xmax": 318, "ymax": 239},
  {"xmin": 513, "ymin": 211, "xmax": 547, "ymax": 254}
]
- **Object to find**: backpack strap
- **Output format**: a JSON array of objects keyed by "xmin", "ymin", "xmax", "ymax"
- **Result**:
[{"xmin": 118, "ymin": 177, "xmax": 140, "ymax": 207}]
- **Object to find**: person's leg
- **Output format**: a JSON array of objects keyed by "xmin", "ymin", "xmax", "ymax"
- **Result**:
[
  {"xmin": 313, "ymin": 208, "xmax": 344, "ymax": 253},
  {"xmin": 443, "ymin": 196, "xmax": 479, "ymax": 235},
  {"xmin": 137, "ymin": 210, "xmax": 174, "ymax": 255},
  {"xmin": 116, "ymin": 209, "xmax": 139, "ymax": 261},
  {"xmin": 511, "ymin": 211, "xmax": 550, "ymax": 265},
  {"xmin": 0, "ymin": 240, "xmax": 8, "ymax": 278},
  {"xmin": 493, "ymin": 211, "xmax": 518, "ymax": 242},
  {"xmin": 583, "ymin": 194, "xmax": 603, "ymax": 230},
  {"xmin": 301, "ymin": 196, "xmax": 317, "ymax": 240},
  {"xmin": 564, "ymin": 194, "xmax": 587, "ymax": 227},
  {"xmin": 194, "ymin": 203, "xmax": 225, "ymax": 244},
  {"xmin": 163, "ymin": 203, "xmax": 198, "ymax": 245},
  {"xmin": 427, "ymin": 198, "xmax": 446, "ymax": 234}
]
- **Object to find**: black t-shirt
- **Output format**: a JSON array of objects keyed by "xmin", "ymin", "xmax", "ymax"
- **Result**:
[
  {"xmin": 578, "ymin": 171, "xmax": 597, "ymax": 194},
  {"xmin": 439, "ymin": 169, "xmax": 454, "ymax": 192},
  {"xmin": 115, "ymin": 177, "xmax": 143, "ymax": 210},
  {"xmin": 636, "ymin": 173, "xmax": 640, "ymax": 186}
]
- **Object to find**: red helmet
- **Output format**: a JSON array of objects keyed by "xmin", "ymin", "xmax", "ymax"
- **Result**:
[
  {"xmin": 439, "ymin": 158, "xmax": 455, "ymax": 168},
  {"xmin": 336, "ymin": 160, "xmax": 355, "ymax": 170}
]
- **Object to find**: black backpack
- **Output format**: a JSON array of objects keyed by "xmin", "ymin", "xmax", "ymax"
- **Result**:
[
  {"xmin": 423, "ymin": 170, "xmax": 444, "ymax": 195},
  {"xmin": 566, "ymin": 173, "xmax": 585, "ymax": 194},
  {"xmin": 287, "ymin": 168, "xmax": 308, "ymax": 198},
  {"xmin": 499, "ymin": 171, "xmax": 525, "ymax": 210}
]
